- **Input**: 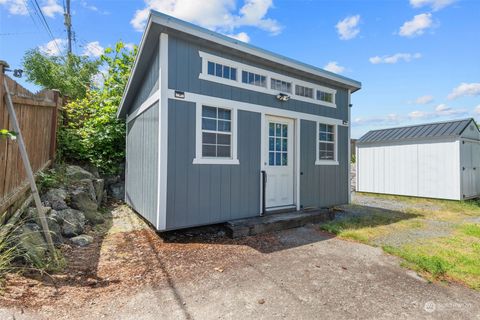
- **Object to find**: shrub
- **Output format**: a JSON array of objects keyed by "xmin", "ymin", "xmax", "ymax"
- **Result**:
[{"xmin": 59, "ymin": 42, "xmax": 137, "ymax": 174}]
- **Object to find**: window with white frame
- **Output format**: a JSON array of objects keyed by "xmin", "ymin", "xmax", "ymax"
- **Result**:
[
  {"xmin": 207, "ymin": 61, "xmax": 237, "ymax": 81},
  {"xmin": 318, "ymin": 123, "xmax": 335, "ymax": 161},
  {"xmin": 317, "ymin": 90, "xmax": 333, "ymax": 103},
  {"xmin": 242, "ymin": 71, "xmax": 267, "ymax": 88},
  {"xmin": 295, "ymin": 85, "xmax": 313, "ymax": 98},
  {"xmin": 271, "ymin": 78, "xmax": 292, "ymax": 93},
  {"xmin": 201, "ymin": 106, "xmax": 232, "ymax": 158}
]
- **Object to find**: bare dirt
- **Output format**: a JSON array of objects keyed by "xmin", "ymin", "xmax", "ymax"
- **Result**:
[{"xmin": 1, "ymin": 201, "xmax": 480, "ymax": 320}]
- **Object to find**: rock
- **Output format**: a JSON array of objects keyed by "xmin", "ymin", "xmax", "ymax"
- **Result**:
[
  {"xmin": 70, "ymin": 234, "xmax": 93, "ymax": 247},
  {"xmin": 69, "ymin": 179, "xmax": 98, "ymax": 213},
  {"xmin": 57, "ymin": 208, "xmax": 85, "ymax": 237},
  {"xmin": 65, "ymin": 165, "xmax": 95, "ymax": 181},
  {"xmin": 92, "ymin": 179, "xmax": 105, "ymax": 205},
  {"xmin": 109, "ymin": 181, "xmax": 125, "ymax": 200},
  {"xmin": 41, "ymin": 188, "xmax": 69, "ymax": 210},
  {"xmin": 26, "ymin": 208, "xmax": 64, "ymax": 245},
  {"xmin": 17, "ymin": 223, "xmax": 48, "ymax": 267},
  {"xmin": 83, "ymin": 210, "xmax": 105, "ymax": 225}
]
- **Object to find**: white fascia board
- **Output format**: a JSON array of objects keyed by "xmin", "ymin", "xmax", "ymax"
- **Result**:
[{"xmin": 150, "ymin": 12, "xmax": 361, "ymax": 91}]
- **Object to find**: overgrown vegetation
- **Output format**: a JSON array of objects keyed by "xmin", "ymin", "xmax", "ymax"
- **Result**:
[
  {"xmin": 324, "ymin": 194, "xmax": 480, "ymax": 290},
  {"xmin": 23, "ymin": 50, "xmax": 100, "ymax": 100},
  {"xmin": 23, "ymin": 42, "xmax": 137, "ymax": 174}
]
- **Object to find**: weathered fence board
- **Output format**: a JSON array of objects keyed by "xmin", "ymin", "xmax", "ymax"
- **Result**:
[{"xmin": 0, "ymin": 62, "xmax": 62, "ymax": 215}]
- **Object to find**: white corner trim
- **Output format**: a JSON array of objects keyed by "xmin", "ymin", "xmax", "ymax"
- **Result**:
[
  {"xmin": 126, "ymin": 91, "xmax": 160, "ymax": 123},
  {"xmin": 157, "ymin": 32, "xmax": 169, "ymax": 231},
  {"xmin": 347, "ymin": 89, "xmax": 352, "ymax": 203},
  {"xmin": 198, "ymin": 51, "xmax": 337, "ymax": 108},
  {"xmin": 193, "ymin": 102, "xmax": 239, "ymax": 165},
  {"xmin": 168, "ymin": 89, "xmax": 346, "ymax": 127},
  {"xmin": 295, "ymin": 118, "xmax": 301, "ymax": 211}
]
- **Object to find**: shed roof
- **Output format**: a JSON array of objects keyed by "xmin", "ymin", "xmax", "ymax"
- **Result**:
[
  {"xmin": 117, "ymin": 11, "xmax": 361, "ymax": 118},
  {"xmin": 357, "ymin": 118, "xmax": 478, "ymax": 145}
]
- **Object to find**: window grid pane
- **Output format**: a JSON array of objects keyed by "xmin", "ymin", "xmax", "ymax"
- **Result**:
[
  {"xmin": 202, "ymin": 106, "xmax": 233, "ymax": 158},
  {"xmin": 318, "ymin": 123, "xmax": 335, "ymax": 161},
  {"xmin": 208, "ymin": 61, "xmax": 237, "ymax": 81},
  {"xmin": 242, "ymin": 71, "xmax": 267, "ymax": 88},
  {"xmin": 271, "ymin": 78, "xmax": 292, "ymax": 93},
  {"xmin": 268, "ymin": 121, "xmax": 288, "ymax": 166}
]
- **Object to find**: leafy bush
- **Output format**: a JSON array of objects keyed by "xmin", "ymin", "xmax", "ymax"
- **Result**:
[
  {"xmin": 23, "ymin": 50, "xmax": 101, "ymax": 100},
  {"xmin": 59, "ymin": 42, "xmax": 137, "ymax": 174}
]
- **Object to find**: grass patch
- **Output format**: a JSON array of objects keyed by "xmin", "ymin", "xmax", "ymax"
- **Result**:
[{"xmin": 333, "ymin": 194, "xmax": 480, "ymax": 290}]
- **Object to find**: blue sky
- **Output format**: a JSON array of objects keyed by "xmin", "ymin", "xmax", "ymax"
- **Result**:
[{"xmin": 1, "ymin": 0, "xmax": 479, "ymax": 138}]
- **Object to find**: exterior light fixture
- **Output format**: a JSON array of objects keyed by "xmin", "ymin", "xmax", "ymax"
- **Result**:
[{"xmin": 276, "ymin": 93, "xmax": 290, "ymax": 101}]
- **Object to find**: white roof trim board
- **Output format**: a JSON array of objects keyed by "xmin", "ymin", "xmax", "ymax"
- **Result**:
[
  {"xmin": 358, "ymin": 118, "xmax": 479, "ymax": 145},
  {"xmin": 118, "ymin": 10, "xmax": 362, "ymax": 118}
]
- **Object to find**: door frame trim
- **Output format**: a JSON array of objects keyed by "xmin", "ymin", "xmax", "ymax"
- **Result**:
[{"xmin": 261, "ymin": 114, "xmax": 300, "ymax": 212}]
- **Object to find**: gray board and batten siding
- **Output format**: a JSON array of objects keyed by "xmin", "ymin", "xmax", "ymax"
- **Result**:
[
  {"xmin": 125, "ymin": 102, "xmax": 159, "ymax": 227},
  {"xmin": 119, "ymin": 11, "xmax": 361, "ymax": 231}
]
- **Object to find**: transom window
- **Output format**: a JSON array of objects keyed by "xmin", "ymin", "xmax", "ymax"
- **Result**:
[
  {"xmin": 271, "ymin": 78, "xmax": 292, "ymax": 93},
  {"xmin": 318, "ymin": 123, "xmax": 335, "ymax": 161},
  {"xmin": 268, "ymin": 122, "xmax": 288, "ymax": 166},
  {"xmin": 207, "ymin": 61, "xmax": 237, "ymax": 81},
  {"xmin": 201, "ymin": 106, "xmax": 232, "ymax": 158},
  {"xmin": 242, "ymin": 71, "xmax": 267, "ymax": 88},
  {"xmin": 295, "ymin": 85, "xmax": 313, "ymax": 98},
  {"xmin": 317, "ymin": 90, "xmax": 333, "ymax": 103}
]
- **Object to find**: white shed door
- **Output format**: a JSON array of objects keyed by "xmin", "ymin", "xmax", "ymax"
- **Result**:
[
  {"xmin": 462, "ymin": 141, "xmax": 479, "ymax": 199},
  {"xmin": 265, "ymin": 116, "xmax": 295, "ymax": 209}
]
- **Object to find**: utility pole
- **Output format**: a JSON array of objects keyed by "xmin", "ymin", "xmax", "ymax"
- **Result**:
[{"xmin": 64, "ymin": 0, "xmax": 72, "ymax": 54}]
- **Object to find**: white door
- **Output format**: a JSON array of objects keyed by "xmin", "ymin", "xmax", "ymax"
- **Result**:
[
  {"xmin": 264, "ymin": 116, "xmax": 295, "ymax": 209},
  {"xmin": 462, "ymin": 141, "xmax": 478, "ymax": 199}
]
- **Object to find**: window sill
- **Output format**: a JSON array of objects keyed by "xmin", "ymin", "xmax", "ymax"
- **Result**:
[
  {"xmin": 193, "ymin": 158, "xmax": 240, "ymax": 165},
  {"xmin": 315, "ymin": 160, "xmax": 339, "ymax": 166}
]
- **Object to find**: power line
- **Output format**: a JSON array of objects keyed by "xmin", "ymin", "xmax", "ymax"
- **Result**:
[{"xmin": 28, "ymin": 0, "xmax": 63, "ymax": 55}]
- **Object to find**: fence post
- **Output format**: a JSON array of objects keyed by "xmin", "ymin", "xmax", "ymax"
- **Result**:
[{"xmin": 50, "ymin": 89, "xmax": 60, "ymax": 160}]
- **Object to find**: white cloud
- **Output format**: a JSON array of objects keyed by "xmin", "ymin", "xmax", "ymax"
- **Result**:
[
  {"xmin": 130, "ymin": 0, "xmax": 282, "ymax": 44},
  {"xmin": 81, "ymin": 0, "xmax": 98, "ymax": 11},
  {"xmin": 39, "ymin": 38, "xmax": 67, "ymax": 56},
  {"xmin": 399, "ymin": 13, "xmax": 433, "ymax": 37},
  {"xmin": 409, "ymin": 104, "xmax": 468, "ymax": 119},
  {"xmin": 124, "ymin": 43, "xmax": 136, "ymax": 51},
  {"xmin": 323, "ymin": 61, "xmax": 345, "ymax": 74},
  {"xmin": 475, "ymin": 105, "xmax": 480, "ymax": 115},
  {"xmin": 335, "ymin": 15, "xmax": 360, "ymax": 40},
  {"xmin": 225, "ymin": 32, "xmax": 250, "ymax": 43},
  {"xmin": 414, "ymin": 95, "xmax": 434, "ymax": 104},
  {"xmin": 369, "ymin": 53, "xmax": 422, "ymax": 64},
  {"xmin": 409, "ymin": 0, "xmax": 456, "ymax": 11},
  {"xmin": 82, "ymin": 41, "xmax": 104, "ymax": 58},
  {"xmin": 41, "ymin": 0, "xmax": 63, "ymax": 18},
  {"xmin": 0, "ymin": 0, "xmax": 28, "ymax": 15},
  {"xmin": 353, "ymin": 114, "xmax": 401, "ymax": 126},
  {"xmin": 447, "ymin": 82, "xmax": 480, "ymax": 100}
]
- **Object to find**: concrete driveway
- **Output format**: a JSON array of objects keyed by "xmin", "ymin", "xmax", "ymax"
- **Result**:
[{"xmin": 3, "ymin": 223, "xmax": 480, "ymax": 320}]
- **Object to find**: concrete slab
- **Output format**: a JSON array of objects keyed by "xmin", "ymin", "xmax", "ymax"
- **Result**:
[{"xmin": 225, "ymin": 209, "xmax": 334, "ymax": 238}]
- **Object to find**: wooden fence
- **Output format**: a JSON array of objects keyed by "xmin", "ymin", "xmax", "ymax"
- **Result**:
[{"xmin": 0, "ymin": 62, "xmax": 63, "ymax": 215}]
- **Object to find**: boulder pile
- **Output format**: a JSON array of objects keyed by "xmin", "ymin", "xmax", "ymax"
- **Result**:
[{"xmin": 18, "ymin": 165, "xmax": 111, "ymax": 259}]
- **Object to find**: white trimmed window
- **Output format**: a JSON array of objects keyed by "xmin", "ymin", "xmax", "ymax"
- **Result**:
[
  {"xmin": 317, "ymin": 90, "xmax": 333, "ymax": 103},
  {"xmin": 295, "ymin": 85, "xmax": 313, "ymax": 98},
  {"xmin": 271, "ymin": 78, "xmax": 292, "ymax": 93},
  {"xmin": 316, "ymin": 123, "xmax": 338, "ymax": 165},
  {"xmin": 194, "ymin": 104, "xmax": 239, "ymax": 165},
  {"xmin": 207, "ymin": 61, "xmax": 237, "ymax": 81},
  {"xmin": 242, "ymin": 71, "xmax": 267, "ymax": 88}
]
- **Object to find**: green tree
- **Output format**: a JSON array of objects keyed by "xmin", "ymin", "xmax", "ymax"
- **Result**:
[
  {"xmin": 22, "ymin": 50, "xmax": 100, "ymax": 100},
  {"xmin": 60, "ymin": 42, "xmax": 137, "ymax": 174}
]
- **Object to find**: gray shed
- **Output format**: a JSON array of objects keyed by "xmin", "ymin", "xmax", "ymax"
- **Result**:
[
  {"xmin": 117, "ymin": 11, "xmax": 362, "ymax": 231},
  {"xmin": 356, "ymin": 118, "xmax": 480, "ymax": 200}
]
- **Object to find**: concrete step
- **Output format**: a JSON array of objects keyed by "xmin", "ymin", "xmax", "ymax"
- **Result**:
[{"xmin": 225, "ymin": 209, "xmax": 335, "ymax": 238}]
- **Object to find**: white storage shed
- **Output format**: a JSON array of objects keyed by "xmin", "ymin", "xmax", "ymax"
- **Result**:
[{"xmin": 356, "ymin": 118, "xmax": 480, "ymax": 200}]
